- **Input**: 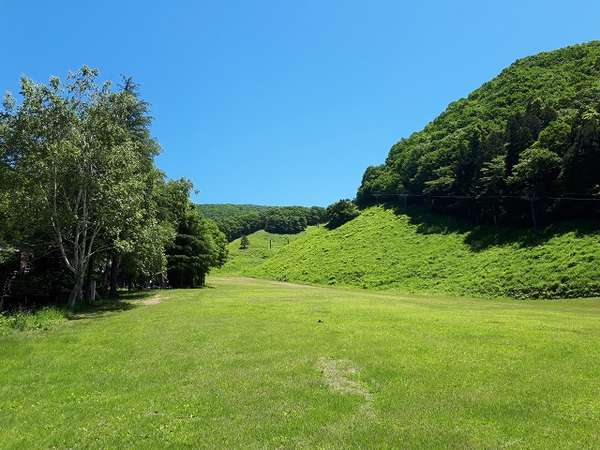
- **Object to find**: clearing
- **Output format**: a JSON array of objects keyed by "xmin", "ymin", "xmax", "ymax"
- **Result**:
[{"xmin": 1, "ymin": 276, "xmax": 600, "ymax": 448}]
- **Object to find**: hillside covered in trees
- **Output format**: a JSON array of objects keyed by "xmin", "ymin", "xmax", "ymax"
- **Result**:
[
  {"xmin": 358, "ymin": 41, "xmax": 600, "ymax": 226},
  {"xmin": 198, "ymin": 203, "xmax": 327, "ymax": 241}
]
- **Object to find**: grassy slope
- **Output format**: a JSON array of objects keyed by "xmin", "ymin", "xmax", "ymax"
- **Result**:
[
  {"xmin": 250, "ymin": 206, "xmax": 600, "ymax": 299},
  {"xmin": 1, "ymin": 277, "xmax": 600, "ymax": 448},
  {"xmin": 214, "ymin": 229, "xmax": 307, "ymax": 275}
]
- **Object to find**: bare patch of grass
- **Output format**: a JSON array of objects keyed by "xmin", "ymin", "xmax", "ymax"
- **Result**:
[
  {"xmin": 318, "ymin": 357, "xmax": 371, "ymax": 401},
  {"xmin": 131, "ymin": 295, "xmax": 167, "ymax": 305}
]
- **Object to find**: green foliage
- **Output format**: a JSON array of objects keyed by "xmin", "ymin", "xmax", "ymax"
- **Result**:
[
  {"xmin": 166, "ymin": 207, "xmax": 227, "ymax": 288},
  {"xmin": 263, "ymin": 209, "xmax": 307, "ymax": 234},
  {"xmin": 119, "ymin": 220, "xmax": 175, "ymax": 285},
  {"xmin": 0, "ymin": 307, "xmax": 67, "ymax": 335},
  {"xmin": 560, "ymin": 107, "xmax": 600, "ymax": 193},
  {"xmin": 357, "ymin": 42, "xmax": 600, "ymax": 223},
  {"xmin": 248, "ymin": 206, "xmax": 600, "ymax": 299},
  {"xmin": 0, "ymin": 68, "xmax": 229, "ymax": 305},
  {"xmin": 356, "ymin": 165, "xmax": 400, "ymax": 205},
  {"xmin": 197, "ymin": 204, "xmax": 272, "ymax": 221},
  {"xmin": 2, "ymin": 277, "xmax": 600, "ymax": 447},
  {"xmin": 199, "ymin": 204, "xmax": 327, "ymax": 241},
  {"xmin": 239, "ymin": 235, "xmax": 249, "ymax": 250},
  {"xmin": 510, "ymin": 147, "xmax": 561, "ymax": 194},
  {"xmin": 326, "ymin": 199, "xmax": 360, "ymax": 229},
  {"xmin": 0, "ymin": 67, "xmax": 163, "ymax": 307}
]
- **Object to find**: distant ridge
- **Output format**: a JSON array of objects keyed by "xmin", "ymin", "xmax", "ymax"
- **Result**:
[{"xmin": 198, "ymin": 203, "xmax": 326, "ymax": 241}]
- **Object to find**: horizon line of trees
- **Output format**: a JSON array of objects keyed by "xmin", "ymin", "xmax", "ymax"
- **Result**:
[{"xmin": 202, "ymin": 206, "xmax": 328, "ymax": 241}]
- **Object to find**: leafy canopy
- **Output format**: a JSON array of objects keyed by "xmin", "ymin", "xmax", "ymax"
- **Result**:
[{"xmin": 357, "ymin": 41, "xmax": 600, "ymax": 224}]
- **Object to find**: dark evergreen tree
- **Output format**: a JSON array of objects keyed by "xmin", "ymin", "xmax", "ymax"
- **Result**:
[{"xmin": 166, "ymin": 210, "xmax": 226, "ymax": 288}]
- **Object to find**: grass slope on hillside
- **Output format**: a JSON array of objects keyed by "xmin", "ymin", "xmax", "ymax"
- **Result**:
[
  {"xmin": 251, "ymin": 206, "xmax": 600, "ymax": 299},
  {"xmin": 2, "ymin": 277, "xmax": 600, "ymax": 447},
  {"xmin": 214, "ymin": 229, "xmax": 305, "ymax": 275}
]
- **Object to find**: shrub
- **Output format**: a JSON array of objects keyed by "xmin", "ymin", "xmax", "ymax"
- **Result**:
[
  {"xmin": 0, "ymin": 307, "xmax": 67, "ymax": 335},
  {"xmin": 326, "ymin": 200, "xmax": 360, "ymax": 229}
]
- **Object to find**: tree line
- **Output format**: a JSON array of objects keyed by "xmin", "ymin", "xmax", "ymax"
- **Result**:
[
  {"xmin": 199, "ymin": 204, "xmax": 327, "ymax": 241},
  {"xmin": 0, "ymin": 67, "xmax": 227, "ymax": 310},
  {"xmin": 357, "ymin": 42, "xmax": 600, "ymax": 226}
]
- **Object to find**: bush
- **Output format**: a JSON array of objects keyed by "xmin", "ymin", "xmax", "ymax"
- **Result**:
[
  {"xmin": 326, "ymin": 200, "xmax": 360, "ymax": 229},
  {"xmin": 0, "ymin": 307, "xmax": 67, "ymax": 335}
]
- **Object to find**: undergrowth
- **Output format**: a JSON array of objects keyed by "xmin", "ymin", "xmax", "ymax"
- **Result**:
[{"xmin": 0, "ymin": 307, "xmax": 68, "ymax": 335}]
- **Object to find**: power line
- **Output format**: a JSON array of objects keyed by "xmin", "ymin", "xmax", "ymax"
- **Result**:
[{"xmin": 369, "ymin": 192, "xmax": 600, "ymax": 202}]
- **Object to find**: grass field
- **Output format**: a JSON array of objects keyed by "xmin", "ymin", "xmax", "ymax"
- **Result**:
[
  {"xmin": 1, "ymin": 277, "xmax": 600, "ymax": 448},
  {"xmin": 214, "ymin": 229, "xmax": 306, "ymax": 275},
  {"xmin": 251, "ymin": 206, "xmax": 600, "ymax": 299}
]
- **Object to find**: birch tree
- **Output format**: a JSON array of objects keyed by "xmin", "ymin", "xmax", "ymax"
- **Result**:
[{"xmin": 1, "ymin": 67, "xmax": 159, "ymax": 308}]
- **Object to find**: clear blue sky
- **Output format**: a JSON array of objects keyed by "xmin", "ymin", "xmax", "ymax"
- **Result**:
[{"xmin": 2, "ymin": 1, "xmax": 599, "ymax": 206}]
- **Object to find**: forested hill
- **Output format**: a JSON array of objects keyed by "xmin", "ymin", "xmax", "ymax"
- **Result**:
[
  {"xmin": 196, "ymin": 204, "xmax": 272, "ymax": 221},
  {"xmin": 358, "ymin": 41, "xmax": 600, "ymax": 225},
  {"xmin": 198, "ymin": 204, "xmax": 327, "ymax": 241}
]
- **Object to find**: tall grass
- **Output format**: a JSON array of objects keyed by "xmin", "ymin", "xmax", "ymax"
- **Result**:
[
  {"xmin": 0, "ymin": 307, "xmax": 67, "ymax": 335},
  {"xmin": 246, "ymin": 206, "xmax": 600, "ymax": 299}
]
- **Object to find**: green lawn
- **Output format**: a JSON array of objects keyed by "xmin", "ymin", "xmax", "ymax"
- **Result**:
[{"xmin": 1, "ymin": 277, "xmax": 600, "ymax": 448}]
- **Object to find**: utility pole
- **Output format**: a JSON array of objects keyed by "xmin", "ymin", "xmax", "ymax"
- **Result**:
[{"xmin": 529, "ymin": 192, "xmax": 537, "ymax": 232}]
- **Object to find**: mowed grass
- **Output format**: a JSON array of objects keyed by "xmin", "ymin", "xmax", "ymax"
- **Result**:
[
  {"xmin": 1, "ymin": 277, "xmax": 600, "ymax": 448},
  {"xmin": 252, "ymin": 206, "xmax": 600, "ymax": 299}
]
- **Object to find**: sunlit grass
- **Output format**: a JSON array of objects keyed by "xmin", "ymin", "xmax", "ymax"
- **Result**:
[
  {"xmin": 252, "ymin": 206, "xmax": 600, "ymax": 299},
  {"xmin": 214, "ymin": 228, "xmax": 307, "ymax": 275},
  {"xmin": 1, "ymin": 276, "xmax": 600, "ymax": 448}
]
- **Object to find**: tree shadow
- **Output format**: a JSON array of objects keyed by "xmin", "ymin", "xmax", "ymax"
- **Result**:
[
  {"xmin": 381, "ymin": 202, "xmax": 600, "ymax": 252},
  {"xmin": 69, "ymin": 290, "xmax": 159, "ymax": 321}
]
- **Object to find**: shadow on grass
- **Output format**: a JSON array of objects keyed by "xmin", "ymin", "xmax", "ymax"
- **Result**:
[
  {"xmin": 380, "ymin": 202, "xmax": 600, "ymax": 252},
  {"xmin": 69, "ymin": 290, "xmax": 160, "ymax": 321}
]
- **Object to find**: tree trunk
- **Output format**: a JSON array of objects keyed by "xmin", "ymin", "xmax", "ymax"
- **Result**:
[
  {"xmin": 102, "ymin": 260, "xmax": 110, "ymax": 294},
  {"xmin": 84, "ymin": 252, "xmax": 96, "ymax": 303},
  {"xmin": 68, "ymin": 269, "xmax": 86, "ymax": 310},
  {"xmin": 109, "ymin": 253, "xmax": 121, "ymax": 298},
  {"xmin": 89, "ymin": 280, "xmax": 96, "ymax": 303},
  {"xmin": 529, "ymin": 194, "xmax": 538, "ymax": 231}
]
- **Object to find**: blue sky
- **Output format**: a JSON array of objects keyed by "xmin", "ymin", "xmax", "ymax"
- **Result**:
[{"xmin": 2, "ymin": 1, "xmax": 599, "ymax": 206}]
